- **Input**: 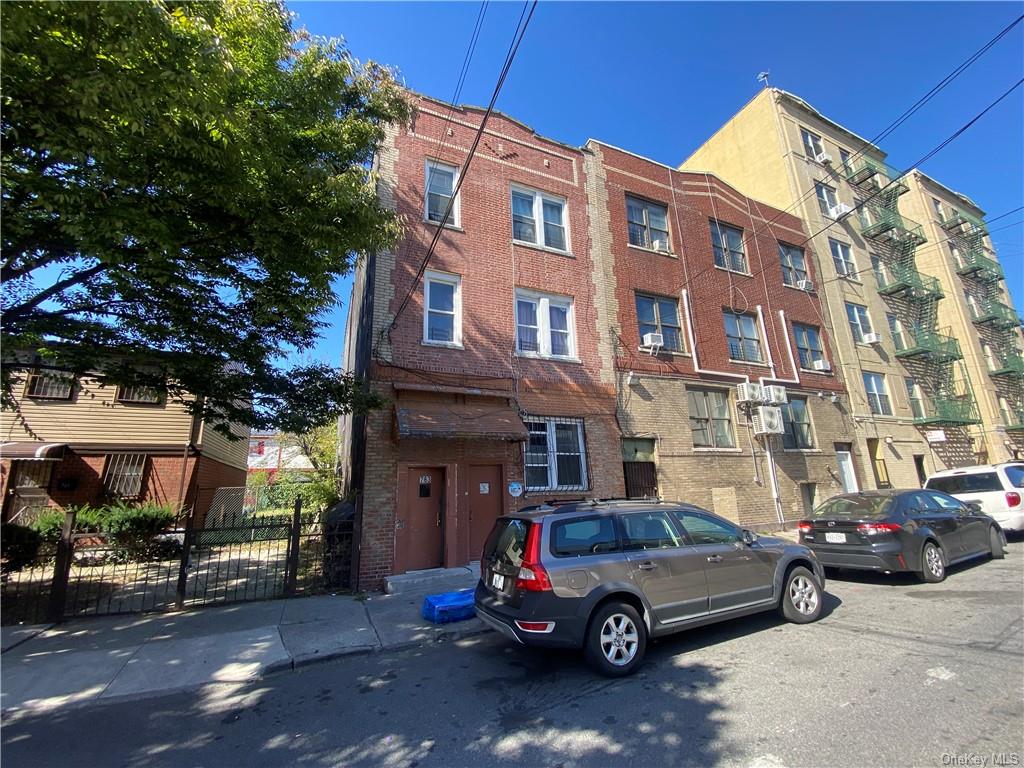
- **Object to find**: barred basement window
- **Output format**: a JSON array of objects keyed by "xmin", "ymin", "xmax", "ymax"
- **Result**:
[
  {"xmin": 524, "ymin": 417, "xmax": 588, "ymax": 492},
  {"xmin": 116, "ymin": 384, "xmax": 161, "ymax": 404},
  {"xmin": 25, "ymin": 371, "xmax": 75, "ymax": 400},
  {"xmin": 104, "ymin": 453, "xmax": 147, "ymax": 498}
]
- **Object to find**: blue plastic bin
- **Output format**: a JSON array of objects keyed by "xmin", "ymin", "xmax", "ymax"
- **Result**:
[{"xmin": 421, "ymin": 588, "xmax": 476, "ymax": 624}]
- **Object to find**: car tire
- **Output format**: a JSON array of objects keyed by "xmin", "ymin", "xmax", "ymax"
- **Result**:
[
  {"xmin": 918, "ymin": 541, "xmax": 946, "ymax": 583},
  {"xmin": 584, "ymin": 601, "xmax": 647, "ymax": 678},
  {"xmin": 778, "ymin": 566, "xmax": 823, "ymax": 624},
  {"xmin": 990, "ymin": 526, "xmax": 1006, "ymax": 560}
]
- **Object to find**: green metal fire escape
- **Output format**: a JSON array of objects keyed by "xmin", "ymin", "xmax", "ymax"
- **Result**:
[{"xmin": 846, "ymin": 157, "xmax": 981, "ymax": 427}]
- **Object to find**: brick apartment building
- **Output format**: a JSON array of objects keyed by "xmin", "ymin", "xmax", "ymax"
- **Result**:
[
  {"xmin": 341, "ymin": 95, "xmax": 624, "ymax": 590},
  {"xmin": 1, "ymin": 360, "xmax": 248, "ymax": 524},
  {"xmin": 585, "ymin": 141, "xmax": 851, "ymax": 526}
]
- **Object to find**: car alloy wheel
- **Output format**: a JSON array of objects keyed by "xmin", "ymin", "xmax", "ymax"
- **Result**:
[
  {"xmin": 599, "ymin": 613, "xmax": 639, "ymax": 667},
  {"xmin": 925, "ymin": 545, "xmax": 944, "ymax": 579},
  {"xmin": 788, "ymin": 574, "xmax": 819, "ymax": 616}
]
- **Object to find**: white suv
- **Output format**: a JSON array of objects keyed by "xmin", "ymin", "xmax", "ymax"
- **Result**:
[{"xmin": 925, "ymin": 463, "xmax": 1024, "ymax": 533}]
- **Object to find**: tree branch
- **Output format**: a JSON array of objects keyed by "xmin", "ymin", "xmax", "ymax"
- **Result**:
[{"xmin": 2, "ymin": 262, "xmax": 108, "ymax": 321}]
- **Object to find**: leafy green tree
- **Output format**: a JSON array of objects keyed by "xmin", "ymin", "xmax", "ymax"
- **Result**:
[{"xmin": 1, "ymin": 0, "xmax": 408, "ymax": 433}]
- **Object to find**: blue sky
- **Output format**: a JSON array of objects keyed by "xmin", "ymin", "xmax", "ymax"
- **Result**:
[{"xmin": 289, "ymin": 1, "xmax": 1024, "ymax": 366}]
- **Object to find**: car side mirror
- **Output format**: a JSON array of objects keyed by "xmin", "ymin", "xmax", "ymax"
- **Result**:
[
  {"xmin": 965, "ymin": 502, "xmax": 982, "ymax": 515},
  {"xmin": 742, "ymin": 529, "xmax": 758, "ymax": 545}
]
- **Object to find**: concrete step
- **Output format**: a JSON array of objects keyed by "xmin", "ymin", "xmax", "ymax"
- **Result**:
[{"xmin": 383, "ymin": 563, "xmax": 480, "ymax": 595}]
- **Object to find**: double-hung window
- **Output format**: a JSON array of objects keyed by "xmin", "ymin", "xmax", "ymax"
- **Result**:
[
  {"xmin": 626, "ymin": 196, "xmax": 670, "ymax": 251},
  {"xmin": 423, "ymin": 271, "xmax": 462, "ymax": 346},
  {"xmin": 863, "ymin": 371, "xmax": 892, "ymax": 416},
  {"xmin": 905, "ymin": 378, "xmax": 925, "ymax": 419},
  {"xmin": 801, "ymin": 128, "xmax": 824, "ymax": 159},
  {"xmin": 845, "ymin": 302, "xmax": 873, "ymax": 344},
  {"xmin": 723, "ymin": 311, "xmax": 763, "ymax": 363},
  {"xmin": 515, "ymin": 289, "xmax": 575, "ymax": 359},
  {"xmin": 117, "ymin": 384, "xmax": 161, "ymax": 404},
  {"xmin": 793, "ymin": 323, "xmax": 825, "ymax": 369},
  {"xmin": 104, "ymin": 453, "xmax": 147, "ymax": 498},
  {"xmin": 816, "ymin": 183, "xmax": 838, "ymax": 217},
  {"xmin": 25, "ymin": 370, "xmax": 75, "ymax": 400},
  {"xmin": 782, "ymin": 397, "xmax": 814, "ymax": 449},
  {"xmin": 779, "ymin": 243, "xmax": 808, "ymax": 287},
  {"xmin": 710, "ymin": 221, "xmax": 747, "ymax": 272},
  {"xmin": 511, "ymin": 186, "xmax": 567, "ymax": 251},
  {"xmin": 887, "ymin": 313, "xmax": 906, "ymax": 351},
  {"xmin": 932, "ymin": 198, "xmax": 944, "ymax": 221},
  {"xmin": 688, "ymin": 389, "xmax": 735, "ymax": 449},
  {"xmin": 964, "ymin": 290, "xmax": 980, "ymax": 319},
  {"xmin": 949, "ymin": 243, "xmax": 963, "ymax": 269},
  {"xmin": 425, "ymin": 160, "xmax": 458, "ymax": 226},
  {"xmin": 635, "ymin": 294, "xmax": 683, "ymax": 352},
  {"xmin": 524, "ymin": 417, "xmax": 587, "ymax": 491},
  {"xmin": 839, "ymin": 148, "xmax": 851, "ymax": 168},
  {"xmin": 870, "ymin": 255, "xmax": 888, "ymax": 286},
  {"xmin": 829, "ymin": 238, "xmax": 857, "ymax": 279}
]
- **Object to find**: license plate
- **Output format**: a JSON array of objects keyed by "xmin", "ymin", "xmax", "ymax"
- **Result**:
[
  {"xmin": 825, "ymin": 532, "xmax": 847, "ymax": 544},
  {"xmin": 491, "ymin": 572, "xmax": 505, "ymax": 590}
]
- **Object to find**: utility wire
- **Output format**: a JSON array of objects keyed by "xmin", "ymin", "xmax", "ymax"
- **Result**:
[{"xmin": 378, "ymin": 0, "xmax": 538, "ymax": 355}]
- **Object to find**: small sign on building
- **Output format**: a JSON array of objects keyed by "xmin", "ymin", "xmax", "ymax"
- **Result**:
[
  {"xmin": 479, "ymin": 483, "xmax": 490, "ymax": 495},
  {"xmin": 925, "ymin": 430, "xmax": 947, "ymax": 444}
]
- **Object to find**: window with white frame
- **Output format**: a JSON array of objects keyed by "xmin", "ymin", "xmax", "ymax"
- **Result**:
[
  {"xmin": 116, "ymin": 384, "xmax": 161, "ymax": 404},
  {"xmin": 793, "ymin": 323, "xmax": 825, "ymax": 369},
  {"xmin": 887, "ymin": 314, "xmax": 906, "ymax": 351},
  {"xmin": 511, "ymin": 186, "xmax": 567, "ymax": 251},
  {"xmin": 870, "ymin": 254, "xmax": 888, "ymax": 286},
  {"xmin": 779, "ymin": 243, "xmax": 808, "ymax": 286},
  {"xmin": 423, "ymin": 271, "xmax": 462, "ymax": 345},
  {"xmin": 25, "ymin": 370, "xmax": 75, "ymax": 400},
  {"xmin": 801, "ymin": 128, "xmax": 824, "ymax": 159},
  {"xmin": 846, "ymin": 302, "xmax": 873, "ymax": 343},
  {"xmin": 829, "ymin": 238, "xmax": 857, "ymax": 278},
  {"xmin": 839, "ymin": 148, "xmax": 851, "ymax": 167},
  {"xmin": 635, "ymin": 294, "xmax": 683, "ymax": 352},
  {"xmin": 781, "ymin": 397, "xmax": 814, "ymax": 449},
  {"xmin": 932, "ymin": 198, "xmax": 944, "ymax": 221},
  {"xmin": 523, "ymin": 417, "xmax": 587, "ymax": 491},
  {"xmin": 688, "ymin": 388, "xmax": 735, "ymax": 449},
  {"xmin": 816, "ymin": 183, "xmax": 838, "ymax": 217},
  {"xmin": 905, "ymin": 378, "xmax": 925, "ymax": 419},
  {"xmin": 999, "ymin": 397, "xmax": 1017, "ymax": 427},
  {"xmin": 982, "ymin": 343, "xmax": 996, "ymax": 371},
  {"xmin": 949, "ymin": 243, "xmax": 963, "ymax": 269},
  {"xmin": 723, "ymin": 310, "xmax": 764, "ymax": 363},
  {"xmin": 862, "ymin": 371, "xmax": 892, "ymax": 416},
  {"xmin": 710, "ymin": 221, "xmax": 747, "ymax": 272},
  {"xmin": 515, "ymin": 289, "xmax": 575, "ymax": 359},
  {"xmin": 425, "ymin": 160, "xmax": 459, "ymax": 226},
  {"xmin": 964, "ymin": 290, "xmax": 980, "ymax": 318},
  {"xmin": 104, "ymin": 453, "xmax": 147, "ymax": 497},
  {"xmin": 626, "ymin": 196, "xmax": 670, "ymax": 251}
]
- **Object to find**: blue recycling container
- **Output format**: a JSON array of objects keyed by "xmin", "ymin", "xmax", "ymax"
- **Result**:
[{"xmin": 421, "ymin": 588, "xmax": 476, "ymax": 624}]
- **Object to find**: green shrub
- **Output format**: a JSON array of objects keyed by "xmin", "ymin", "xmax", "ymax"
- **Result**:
[
  {"xmin": 1, "ymin": 523, "xmax": 43, "ymax": 573},
  {"xmin": 28, "ymin": 501, "xmax": 178, "ymax": 562},
  {"xmin": 30, "ymin": 508, "xmax": 67, "ymax": 542}
]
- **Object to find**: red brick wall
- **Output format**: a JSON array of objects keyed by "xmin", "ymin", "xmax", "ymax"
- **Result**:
[
  {"xmin": 596, "ymin": 143, "xmax": 844, "ymax": 393},
  {"xmin": 191, "ymin": 454, "xmax": 247, "ymax": 524}
]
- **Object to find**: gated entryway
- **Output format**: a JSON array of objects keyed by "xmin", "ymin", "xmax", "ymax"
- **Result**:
[{"xmin": 0, "ymin": 487, "xmax": 354, "ymax": 625}]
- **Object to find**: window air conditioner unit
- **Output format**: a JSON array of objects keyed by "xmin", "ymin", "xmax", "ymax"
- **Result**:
[
  {"xmin": 796, "ymin": 279, "xmax": 814, "ymax": 292},
  {"xmin": 828, "ymin": 203, "xmax": 853, "ymax": 219},
  {"xmin": 812, "ymin": 359, "xmax": 832, "ymax": 372},
  {"xmin": 642, "ymin": 332, "xmax": 664, "ymax": 349},
  {"xmin": 651, "ymin": 238, "xmax": 669, "ymax": 253},
  {"xmin": 862, "ymin": 332, "xmax": 882, "ymax": 345},
  {"xmin": 736, "ymin": 382, "xmax": 764, "ymax": 404},
  {"xmin": 753, "ymin": 406, "xmax": 785, "ymax": 435},
  {"xmin": 815, "ymin": 151, "xmax": 834, "ymax": 165},
  {"xmin": 763, "ymin": 385, "xmax": 788, "ymax": 405}
]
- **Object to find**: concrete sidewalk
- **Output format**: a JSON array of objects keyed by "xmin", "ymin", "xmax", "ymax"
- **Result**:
[{"xmin": 1, "ymin": 574, "xmax": 485, "ymax": 715}]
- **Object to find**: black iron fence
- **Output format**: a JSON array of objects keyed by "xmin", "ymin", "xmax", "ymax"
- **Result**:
[{"xmin": 1, "ymin": 490, "xmax": 353, "ymax": 625}]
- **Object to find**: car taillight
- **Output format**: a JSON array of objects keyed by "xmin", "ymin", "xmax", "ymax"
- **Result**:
[
  {"xmin": 857, "ymin": 522, "xmax": 902, "ymax": 536},
  {"xmin": 1007, "ymin": 492, "xmax": 1021, "ymax": 508},
  {"xmin": 515, "ymin": 522, "xmax": 552, "ymax": 592},
  {"xmin": 797, "ymin": 521, "xmax": 813, "ymax": 534}
]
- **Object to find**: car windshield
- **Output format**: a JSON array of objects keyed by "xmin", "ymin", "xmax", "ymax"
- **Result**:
[
  {"xmin": 1004, "ymin": 465, "xmax": 1024, "ymax": 489},
  {"xmin": 812, "ymin": 495, "xmax": 894, "ymax": 519}
]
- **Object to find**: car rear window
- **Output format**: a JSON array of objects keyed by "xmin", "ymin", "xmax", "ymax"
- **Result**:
[
  {"xmin": 483, "ymin": 518, "xmax": 529, "ymax": 569},
  {"xmin": 926, "ymin": 472, "xmax": 1002, "ymax": 493},
  {"xmin": 550, "ymin": 516, "xmax": 619, "ymax": 557},
  {"xmin": 1004, "ymin": 465, "xmax": 1024, "ymax": 488},
  {"xmin": 812, "ymin": 495, "xmax": 894, "ymax": 519}
]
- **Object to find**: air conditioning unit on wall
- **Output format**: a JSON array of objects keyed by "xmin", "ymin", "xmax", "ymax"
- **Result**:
[
  {"xmin": 815, "ymin": 151, "xmax": 834, "ymax": 165},
  {"xmin": 862, "ymin": 332, "xmax": 882, "ymax": 345},
  {"xmin": 763, "ymin": 385, "xmax": 788, "ymax": 405},
  {"xmin": 641, "ymin": 332, "xmax": 664, "ymax": 350},
  {"xmin": 796, "ymin": 279, "xmax": 815, "ymax": 292},
  {"xmin": 736, "ymin": 382, "xmax": 764, "ymax": 404},
  {"xmin": 650, "ymin": 238, "xmax": 670, "ymax": 253},
  {"xmin": 753, "ymin": 406, "xmax": 785, "ymax": 435},
  {"xmin": 828, "ymin": 202, "xmax": 853, "ymax": 219},
  {"xmin": 812, "ymin": 359, "xmax": 832, "ymax": 372}
]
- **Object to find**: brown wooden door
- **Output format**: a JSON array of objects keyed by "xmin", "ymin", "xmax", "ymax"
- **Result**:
[
  {"xmin": 468, "ymin": 465, "xmax": 502, "ymax": 560},
  {"xmin": 397, "ymin": 468, "xmax": 444, "ymax": 572}
]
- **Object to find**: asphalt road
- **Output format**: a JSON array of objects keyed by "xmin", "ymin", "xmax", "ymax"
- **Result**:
[{"xmin": 3, "ymin": 541, "xmax": 1022, "ymax": 768}]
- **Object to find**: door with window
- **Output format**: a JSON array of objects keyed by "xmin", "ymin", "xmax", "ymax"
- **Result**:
[
  {"xmin": 468, "ymin": 465, "xmax": 502, "ymax": 562},
  {"xmin": 618, "ymin": 510, "xmax": 708, "ymax": 624},
  {"xmin": 397, "ymin": 468, "xmax": 445, "ymax": 572},
  {"xmin": 671, "ymin": 509, "xmax": 775, "ymax": 612},
  {"xmin": 835, "ymin": 444, "xmax": 859, "ymax": 492}
]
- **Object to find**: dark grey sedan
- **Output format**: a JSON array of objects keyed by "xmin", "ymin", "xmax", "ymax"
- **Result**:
[{"xmin": 798, "ymin": 490, "xmax": 1007, "ymax": 583}]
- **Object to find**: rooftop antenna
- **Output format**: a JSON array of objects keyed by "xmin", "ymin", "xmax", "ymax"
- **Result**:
[{"xmin": 757, "ymin": 71, "xmax": 771, "ymax": 88}]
